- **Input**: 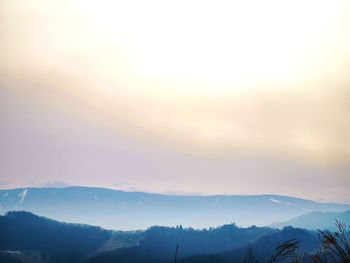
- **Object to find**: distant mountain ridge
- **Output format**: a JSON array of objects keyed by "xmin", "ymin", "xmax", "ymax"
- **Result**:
[
  {"xmin": 271, "ymin": 209, "xmax": 350, "ymax": 230},
  {"xmin": 0, "ymin": 186, "xmax": 349, "ymax": 230}
]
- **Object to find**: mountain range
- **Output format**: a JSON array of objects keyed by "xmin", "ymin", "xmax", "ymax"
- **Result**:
[{"xmin": 0, "ymin": 187, "xmax": 349, "ymax": 230}]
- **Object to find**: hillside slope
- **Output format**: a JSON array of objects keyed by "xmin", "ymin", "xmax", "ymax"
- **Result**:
[{"xmin": 0, "ymin": 211, "xmax": 111, "ymax": 263}]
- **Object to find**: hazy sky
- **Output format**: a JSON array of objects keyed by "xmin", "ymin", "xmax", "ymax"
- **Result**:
[{"xmin": 1, "ymin": 0, "xmax": 350, "ymax": 202}]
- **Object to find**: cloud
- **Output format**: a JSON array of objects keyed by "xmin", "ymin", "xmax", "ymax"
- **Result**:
[
  {"xmin": 1, "ymin": 0, "xmax": 350, "ymax": 165},
  {"xmin": 162, "ymin": 190, "xmax": 204, "ymax": 196},
  {"xmin": 0, "ymin": 181, "xmax": 9, "ymax": 187},
  {"xmin": 41, "ymin": 181, "xmax": 71, "ymax": 188}
]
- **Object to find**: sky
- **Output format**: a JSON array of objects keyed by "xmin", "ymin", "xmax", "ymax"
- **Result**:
[{"xmin": 1, "ymin": 0, "xmax": 350, "ymax": 203}]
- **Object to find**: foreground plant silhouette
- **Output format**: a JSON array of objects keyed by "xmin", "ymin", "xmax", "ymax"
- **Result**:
[
  {"xmin": 174, "ymin": 243, "xmax": 179, "ymax": 263},
  {"xmin": 244, "ymin": 239, "xmax": 300, "ymax": 263},
  {"xmin": 312, "ymin": 220, "xmax": 350, "ymax": 263},
  {"xmin": 268, "ymin": 239, "xmax": 300, "ymax": 263}
]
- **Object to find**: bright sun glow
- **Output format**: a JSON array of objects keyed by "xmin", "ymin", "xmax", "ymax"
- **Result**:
[
  {"xmin": 3, "ymin": 0, "xmax": 349, "ymax": 97},
  {"xmin": 77, "ymin": 0, "xmax": 349, "ymax": 94}
]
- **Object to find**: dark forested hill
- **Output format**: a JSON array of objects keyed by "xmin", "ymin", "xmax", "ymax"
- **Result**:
[
  {"xmin": 88, "ymin": 226, "xmax": 321, "ymax": 263},
  {"xmin": 88, "ymin": 224, "xmax": 293, "ymax": 263},
  {"xmin": 0, "ymin": 212, "xmax": 277, "ymax": 263},
  {"xmin": 0, "ymin": 211, "xmax": 347, "ymax": 263},
  {"xmin": 0, "ymin": 211, "xmax": 111, "ymax": 263},
  {"xmin": 177, "ymin": 227, "xmax": 319, "ymax": 263}
]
